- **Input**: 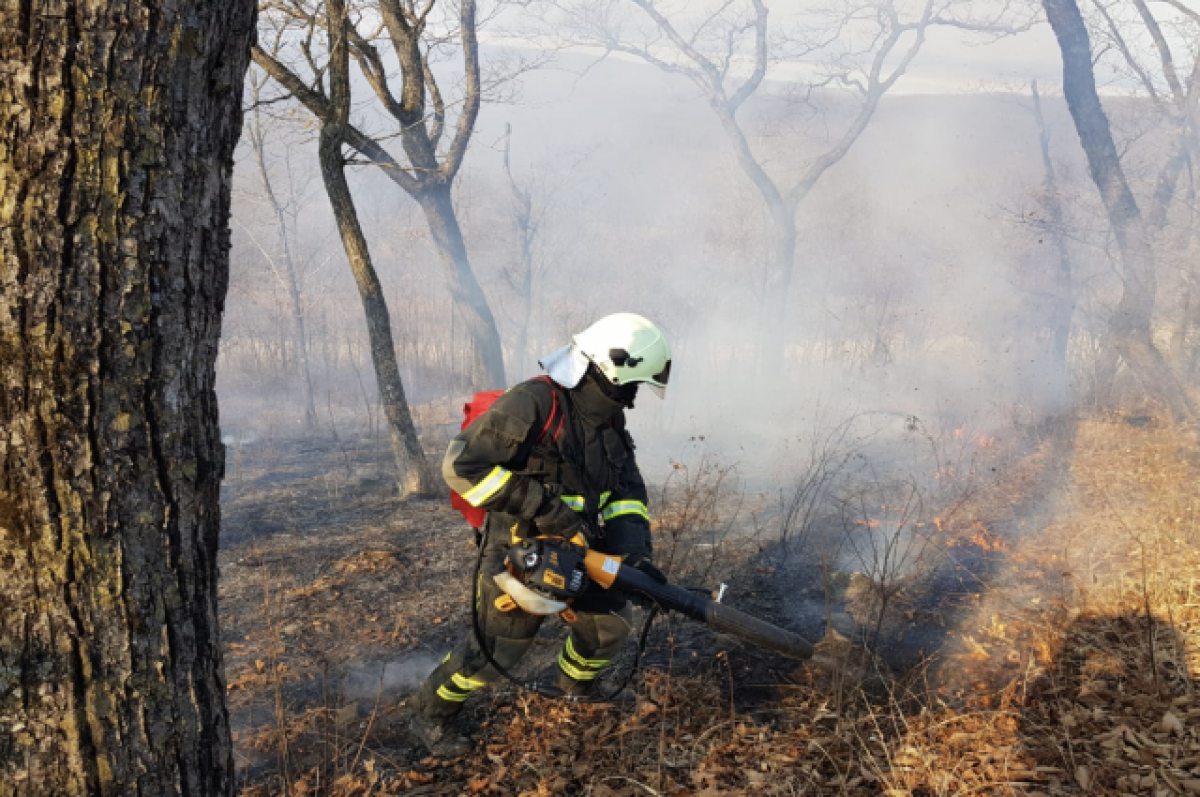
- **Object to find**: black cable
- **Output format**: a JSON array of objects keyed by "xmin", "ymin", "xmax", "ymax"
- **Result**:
[
  {"xmin": 470, "ymin": 522, "xmax": 539, "ymax": 694},
  {"xmin": 469, "ymin": 520, "xmax": 661, "ymax": 703},
  {"xmin": 611, "ymin": 603, "xmax": 659, "ymax": 694}
]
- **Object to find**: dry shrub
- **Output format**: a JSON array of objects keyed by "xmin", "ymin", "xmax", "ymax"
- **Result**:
[{"xmin": 652, "ymin": 443, "xmax": 744, "ymax": 587}]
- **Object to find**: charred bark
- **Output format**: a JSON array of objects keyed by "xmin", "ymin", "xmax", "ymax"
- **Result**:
[
  {"xmin": 0, "ymin": 2, "xmax": 255, "ymax": 795},
  {"xmin": 1043, "ymin": 0, "xmax": 1196, "ymax": 423}
]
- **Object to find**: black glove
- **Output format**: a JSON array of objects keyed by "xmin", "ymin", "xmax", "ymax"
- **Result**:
[
  {"xmin": 622, "ymin": 552, "xmax": 666, "ymax": 610},
  {"xmin": 535, "ymin": 498, "xmax": 592, "ymax": 546},
  {"xmin": 623, "ymin": 552, "xmax": 666, "ymax": 583}
]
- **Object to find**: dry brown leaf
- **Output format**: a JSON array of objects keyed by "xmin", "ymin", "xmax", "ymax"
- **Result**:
[{"xmin": 1163, "ymin": 711, "xmax": 1186, "ymax": 736}]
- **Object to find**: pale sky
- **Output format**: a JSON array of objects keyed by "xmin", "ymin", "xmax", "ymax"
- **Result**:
[{"xmin": 483, "ymin": 0, "xmax": 1195, "ymax": 96}]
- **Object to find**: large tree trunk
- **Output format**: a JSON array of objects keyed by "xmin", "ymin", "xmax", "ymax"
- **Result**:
[
  {"xmin": 0, "ymin": 2, "xmax": 254, "ymax": 795},
  {"xmin": 319, "ymin": 130, "xmax": 433, "ymax": 497},
  {"xmin": 1043, "ymin": 0, "xmax": 1196, "ymax": 423},
  {"xmin": 416, "ymin": 183, "xmax": 507, "ymax": 389}
]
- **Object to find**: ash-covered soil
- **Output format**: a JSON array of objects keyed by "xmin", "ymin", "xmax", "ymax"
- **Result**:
[{"xmin": 220, "ymin": 411, "xmax": 1200, "ymax": 796}]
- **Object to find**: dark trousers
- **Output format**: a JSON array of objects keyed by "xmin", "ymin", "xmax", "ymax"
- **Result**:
[{"xmin": 414, "ymin": 520, "xmax": 633, "ymax": 721}]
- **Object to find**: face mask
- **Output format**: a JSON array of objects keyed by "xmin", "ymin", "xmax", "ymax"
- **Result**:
[
  {"xmin": 589, "ymin": 364, "xmax": 638, "ymax": 408},
  {"xmin": 608, "ymin": 381, "xmax": 639, "ymax": 409},
  {"xmin": 578, "ymin": 366, "xmax": 639, "ymax": 416}
]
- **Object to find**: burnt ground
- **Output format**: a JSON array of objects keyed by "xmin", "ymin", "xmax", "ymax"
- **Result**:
[
  {"xmin": 218, "ymin": 431, "xmax": 745, "ymax": 782},
  {"xmin": 220, "ymin": 410, "xmax": 1200, "ymax": 796},
  {"xmin": 217, "ymin": 428, "xmax": 839, "ymax": 788}
]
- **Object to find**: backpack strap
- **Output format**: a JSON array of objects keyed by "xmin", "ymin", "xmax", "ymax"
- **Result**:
[{"xmin": 534, "ymin": 376, "xmax": 566, "ymax": 444}]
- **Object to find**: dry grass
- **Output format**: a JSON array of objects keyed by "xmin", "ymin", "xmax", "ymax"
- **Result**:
[{"xmin": 225, "ymin": 407, "xmax": 1200, "ymax": 796}]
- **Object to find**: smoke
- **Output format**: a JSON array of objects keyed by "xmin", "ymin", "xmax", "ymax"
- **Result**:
[
  {"xmin": 220, "ymin": 34, "xmax": 1087, "ymax": 491},
  {"xmin": 341, "ymin": 651, "xmax": 445, "ymax": 702}
]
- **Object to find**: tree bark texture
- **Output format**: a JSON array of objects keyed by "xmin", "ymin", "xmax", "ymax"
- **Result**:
[
  {"xmin": 0, "ymin": 2, "xmax": 255, "ymax": 795},
  {"xmin": 1043, "ymin": 0, "xmax": 1196, "ymax": 423}
]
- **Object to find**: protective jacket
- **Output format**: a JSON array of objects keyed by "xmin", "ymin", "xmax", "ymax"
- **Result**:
[{"xmin": 442, "ymin": 374, "xmax": 653, "ymax": 559}]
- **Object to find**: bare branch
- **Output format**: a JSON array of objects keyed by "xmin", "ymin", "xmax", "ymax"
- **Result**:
[
  {"xmin": 727, "ymin": 0, "xmax": 768, "ymax": 112},
  {"xmin": 251, "ymin": 44, "xmax": 335, "ymax": 119},
  {"xmin": 1131, "ymin": 0, "xmax": 1186, "ymax": 102},
  {"xmin": 440, "ymin": 0, "xmax": 482, "ymax": 180},
  {"xmin": 423, "ymin": 46, "xmax": 446, "ymax": 149},
  {"xmin": 628, "ymin": 0, "xmax": 723, "ymax": 91},
  {"xmin": 1090, "ymin": 0, "xmax": 1167, "ymax": 109},
  {"xmin": 1154, "ymin": 0, "xmax": 1200, "ymax": 24}
]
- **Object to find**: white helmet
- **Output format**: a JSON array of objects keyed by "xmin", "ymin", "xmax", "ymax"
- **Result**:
[{"xmin": 572, "ymin": 313, "xmax": 672, "ymax": 397}]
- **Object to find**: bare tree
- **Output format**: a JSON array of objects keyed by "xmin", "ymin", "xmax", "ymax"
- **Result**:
[
  {"xmin": 1043, "ymin": 0, "xmax": 1197, "ymax": 423},
  {"xmin": 547, "ymin": 0, "xmax": 1027, "ymax": 368},
  {"xmin": 497, "ymin": 125, "xmax": 591, "ymax": 378},
  {"xmin": 500, "ymin": 124, "xmax": 540, "ymax": 379},
  {"xmin": 1030, "ymin": 79, "xmax": 1076, "ymax": 389},
  {"xmin": 253, "ymin": 0, "xmax": 507, "ymax": 390},
  {"xmin": 1085, "ymin": 0, "xmax": 1200, "ymax": 374},
  {"xmin": 320, "ymin": 0, "xmax": 434, "ymax": 495},
  {"xmin": 0, "ymin": 1, "xmax": 254, "ymax": 793},
  {"xmin": 244, "ymin": 73, "xmax": 320, "ymax": 429}
]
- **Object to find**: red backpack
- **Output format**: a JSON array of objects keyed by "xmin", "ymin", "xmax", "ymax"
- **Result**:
[{"xmin": 449, "ymin": 377, "xmax": 564, "ymax": 528}]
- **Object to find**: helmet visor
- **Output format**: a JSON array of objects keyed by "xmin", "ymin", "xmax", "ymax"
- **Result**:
[
  {"xmin": 652, "ymin": 360, "xmax": 671, "ymax": 387},
  {"xmin": 646, "ymin": 360, "xmax": 670, "ymax": 398}
]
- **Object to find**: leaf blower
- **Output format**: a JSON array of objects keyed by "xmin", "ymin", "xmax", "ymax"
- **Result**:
[{"xmin": 494, "ymin": 537, "xmax": 815, "ymax": 661}]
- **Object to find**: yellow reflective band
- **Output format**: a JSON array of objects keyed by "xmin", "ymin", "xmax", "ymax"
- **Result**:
[
  {"xmin": 452, "ymin": 672, "xmax": 485, "ymax": 690},
  {"xmin": 560, "ymin": 495, "xmax": 586, "ymax": 512},
  {"xmin": 437, "ymin": 685, "xmax": 470, "ymax": 702},
  {"xmin": 462, "ymin": 466, "xmax": 512, "ymax": 507},
  {"xmin": 601, "ymin": 500, "xmax": 651, "ymax": 523},
  {"xmin": 599, "ymin": 491, "xmax": 612, "ymax": 508},
  {"xmin": 441, "ymin": 651, "xmax": 452, "ymax": 664},
  {"xmin": 565, "ymin": 636, "xmax": 609, "ymax": 669},
  {"xmin": 557, "ymin": 654, "xmax": 600, "ymax": 681}
]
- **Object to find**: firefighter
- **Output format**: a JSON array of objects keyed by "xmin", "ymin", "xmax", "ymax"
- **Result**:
[{"xmin": 410, "ymin": 313, "xmax": 672, "ymax": 757}]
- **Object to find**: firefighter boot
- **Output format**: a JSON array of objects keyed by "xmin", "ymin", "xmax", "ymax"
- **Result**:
[
  {"xmin": 555, "ymin": 671, "xmax": 638, "ymax": 704},
  {"xmin": 409, "ymin": 714, "xmax": 472, "ymax": 759},
  {"xmin": 555, "ymin": 610, "xmax": 636, "ymax": 703}
]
